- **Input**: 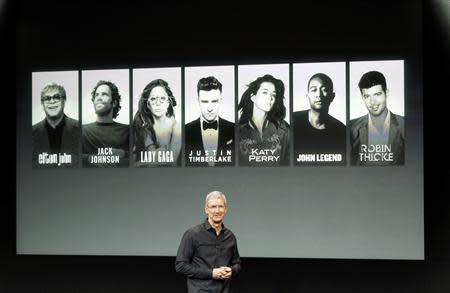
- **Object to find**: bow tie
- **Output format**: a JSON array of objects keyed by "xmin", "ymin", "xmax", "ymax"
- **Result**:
[{"xmin": 203, "ymin": 120, "xmax": 218, "ymax": 130}]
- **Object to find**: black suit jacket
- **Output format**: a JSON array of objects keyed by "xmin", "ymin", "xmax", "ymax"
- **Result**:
[
  {"xmin": 32, "ymin": 115, "xmax": 80, "ymax": 168},
  {"xmin": 185, "ymin": 117, "xmax": 235, "ymax": 166}
]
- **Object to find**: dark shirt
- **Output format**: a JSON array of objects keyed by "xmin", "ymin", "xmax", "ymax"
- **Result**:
[
  {"xmin": 45, "ymin": 118, "xmax": 65, "ymax": 154},
  {"xmin": 82, "ymin": 121, "xmax": 130, "ymax": 167},
  {"xmin": 293, "ymin": 110, "xmax": 346, "ymax": 165},
  {"xmin": 175, "ymin": 220, "xmax": 241, "ymax": 293}
]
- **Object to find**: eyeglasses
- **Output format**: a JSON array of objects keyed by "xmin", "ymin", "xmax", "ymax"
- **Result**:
[
  {"xmin": 41, "ymin": 94, "xmax": 63, "ymax": 103},
  {"xmin": 207, "ymin": 205, "xmax": 226, "ymax": 211},
  {"xmin": 147, "ymin": 96, "xmax": 168, "ymax": 105}
]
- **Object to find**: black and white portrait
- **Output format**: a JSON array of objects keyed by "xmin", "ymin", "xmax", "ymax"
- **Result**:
[
  {"xmin": 292, "ymin": 62, "xmax": 346, "ymax": 166},
  {"xmin": 349, "ymin": 60, "xmax": 405, "ymax": 166},
  {"xmin": 132, "ymin": 67, "xmax": 182, "ymax": 167},
  {"xmin": 32, "ymin": 71, "xmax": 80, "ymax": 168},
  {"xmin": 237, "ymin": 64, "xmax": 290, "ymax": 166},
  {"xmin": 184, "ymin": 65, "xmax": 235, "ymax": 167},
  {"xmin": 81, "ymin": 69, "xmax": 130, "ymax": 168}
]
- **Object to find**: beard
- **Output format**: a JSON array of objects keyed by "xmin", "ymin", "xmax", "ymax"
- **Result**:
[{"xmin": 95, "ymin": 102, "xmax": 113, "ymax": 117}]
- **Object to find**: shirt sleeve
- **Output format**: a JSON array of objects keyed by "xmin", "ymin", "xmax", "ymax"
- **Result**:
[
  {"xmin": 230, "ymin": 236, "xmax": 241, "ymax": 277},
  {"xmin": 175, "ymin": 230, "xmax": 212, "ymax": 279}
]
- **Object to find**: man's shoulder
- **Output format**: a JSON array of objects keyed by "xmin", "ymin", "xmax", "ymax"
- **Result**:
[
  {"xmin": 113, "ymin": 122, "xmax": 130, "ymax": 131},
  {"xmin": 292, "ymin": 110, "xmax": 308, "ymax": 125},
  {"xmin": 349, "ymin": 115, "xmax": 367, "ymax": 129},
  {"xmin": 65, "ymin": 116, "xmax": 80, "ymax": 129},
  {"xmin": 390, "ymin": 112, "xmax": 404, "ymax": 135},
  {"xmin": 185, "ymin": 119, "xmax": 200, "ymax": 141},
  {"xmin": 293, "ymin": 110, "xmax": 308, "ymax": 119},
  {"xmin": 32, "ymin": 119, "xmax": 46, "ymax": 132},
  {"xmin": 82, "ymin": 122, "xmax": 97, "ymax": 132},
  {"xmin": 219, "ymin": 117, "xmax": 235, "ymax": 128},
  {"xmin": 185, "ymin": 118, "xmax": 200, "ymax": 130},
  {"xmin": 391, "ymin": 112, "xmax": 404, "ymax": 125},
  {"xmin": 327, "ymin": 114, "xmax": 346, "ymax": 130},
  {"xmin": 185, "ymin": 222, "xmax": 205, "ymax": 235}
]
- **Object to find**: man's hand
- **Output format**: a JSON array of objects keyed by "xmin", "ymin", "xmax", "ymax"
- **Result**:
[
  {"xmin": 221, "ymin": 266, "xmax": 232, "ymax": 279},
  {"xmin": 212, "ymin": 266, "xmax": 232, "ymax": 280}
]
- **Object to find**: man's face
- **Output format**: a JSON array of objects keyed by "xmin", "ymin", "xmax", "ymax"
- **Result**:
[
  {"xmin": 205, "ymin": 197, "xmax": 227, "ymax": 224},
  {"xmin": 307, "ymin": 77, "xmax": 334, "ymax": 111},
  {"xmin": 93, "ymin": 84, "xmax": 115, "ymax": 116},
  {"xmin": 251, "ymin": 81, "xmax": 276, "ymax": 113},
  {"xmin": 147, "ymin": 86, "xmax": 169, "ymax": 118},
  {"xmin": 361, "ymin": 84, "xmax": 388, "ymax": 117},
  {"xmin": 198, "ymin": 89, "xmax": 221, "ymax": 122},
  {"xmin": 41, "ymin": 89, "xmax": 65, "ymax": 120}
]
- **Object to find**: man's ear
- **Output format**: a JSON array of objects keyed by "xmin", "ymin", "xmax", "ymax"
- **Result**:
[
  {"xmin": 385, "ymin": 89, "xmax": 390, "ymax": 98},
  {"xmin": 329, "ymin": 92, "xmax": 336, "ymax": 103}
]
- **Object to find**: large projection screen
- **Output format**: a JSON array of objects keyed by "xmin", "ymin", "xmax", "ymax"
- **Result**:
[{"xmin": 16, "ymin": 1, "xmax": 423, "ymax": 260}]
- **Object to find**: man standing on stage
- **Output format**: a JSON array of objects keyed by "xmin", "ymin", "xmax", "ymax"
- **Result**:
[{"xmin": 176, "ymin": 191, "xmax": 241, "ymax": 293}]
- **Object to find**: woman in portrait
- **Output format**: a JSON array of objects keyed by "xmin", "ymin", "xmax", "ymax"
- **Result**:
[
  {"xmin": 238, "ymin": 74, "xmax": 290, "ymax": 166},
  {"xmin": 133, "ymin": 79, "xmax": 181, "ymax": 166}
]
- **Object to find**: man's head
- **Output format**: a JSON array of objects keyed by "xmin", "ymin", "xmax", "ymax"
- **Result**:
[
  {"xmin": 197, "ymin": 76, "xmax": 222, "ymax": 122},
  {"xmin": 91, "ymin": 80, "xmax": 122, "ymax": 119},
  {"xmin": 306, "ymin": 73, "xmax": 335, "ymax": 113},
  {"xmin": 40, "ymin": 83, "xmax": 66, "ymax": 121},
  {"xmin": 358, "ymin": 71, "xmax": 389, "ymax": 117},
  {"xmin": 205, "ymin": 191, "xmax": 228, "ymax": 225}
]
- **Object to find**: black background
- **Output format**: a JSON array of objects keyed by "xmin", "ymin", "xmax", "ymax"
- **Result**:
[{"xmin": 4, "ymin": 0, "xmax": 450, "ymax": 292}]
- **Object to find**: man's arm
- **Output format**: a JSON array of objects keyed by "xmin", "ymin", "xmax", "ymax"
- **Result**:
[
  {"xmin": 218, "ymin": 240, "xmax": 241, "ymax": 280},
  {"xmin": 175, "ymin": 230, "xmax": 212, "ymax": 280},
  {"xmin": 230, "ymin": 239, "xmax": 241, "ymax": 276}
]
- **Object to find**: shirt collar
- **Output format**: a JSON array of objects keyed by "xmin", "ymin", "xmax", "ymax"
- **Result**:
[
  {"xmin": 45, "ymin": 114, "xmax": 66, "ymax": 130},
  {"xmin": 368, "ymin": 111, "xmax": 391, "ymax": 134},
  {"xmin": 203, "ymin": 218, "xmax": 226, "ymax": 231}
]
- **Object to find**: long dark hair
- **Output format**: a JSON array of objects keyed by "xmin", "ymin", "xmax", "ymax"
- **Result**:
[
  {"xmin": 133, "ymin": 79, "xmax": 177, "ymax": 150},
  {"xmin": 238, "ymin": 74, "xmax": 286, "ymax": 127}
]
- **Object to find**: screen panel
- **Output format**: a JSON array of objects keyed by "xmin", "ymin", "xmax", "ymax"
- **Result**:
[{"xmin": 16, "ymin": 0, "xmax": 423, "ymax": 260}]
